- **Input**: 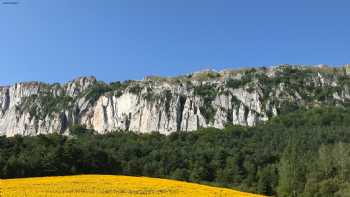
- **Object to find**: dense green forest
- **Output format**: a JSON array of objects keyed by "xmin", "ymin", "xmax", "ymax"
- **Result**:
[{"xmin": 1, "ymin": 107, "xmax": 350, "ymax": 196}]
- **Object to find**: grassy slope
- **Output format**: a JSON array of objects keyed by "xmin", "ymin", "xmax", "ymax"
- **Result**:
[{"xmin": 1, "ymin": 175, "xmax": 266, "ymax": 197}]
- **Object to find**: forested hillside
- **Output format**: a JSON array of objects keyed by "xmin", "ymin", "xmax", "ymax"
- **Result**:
[{"xmin": 1, "ymin": 106, "xmax": 350, "ymax": 196}]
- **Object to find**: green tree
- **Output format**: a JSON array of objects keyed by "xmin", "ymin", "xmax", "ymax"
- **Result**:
[
  {"xmin": 257, "ymin": 164, "xmax": 278, "ymax": 195},
  {"xmin": 277, "ymin": 139, "xmax": 306, "ymax": 197}
]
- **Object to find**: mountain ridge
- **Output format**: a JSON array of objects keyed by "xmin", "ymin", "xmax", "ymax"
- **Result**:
[{"xmin": 1, "ymin": 64, "xmax": 350, "ymax": 137}]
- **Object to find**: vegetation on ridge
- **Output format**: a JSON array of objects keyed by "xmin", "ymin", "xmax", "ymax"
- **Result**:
[
  {"xmin": 194, "ymin": 84, "xmax": 217, "ymax": 123},
  {"xmin": 13, "ymin": 65, "xmax": 350, "ymax": 126},
  {"xmin": 17, "ymin": 93, "xmax": 73, "ymax": 119}
]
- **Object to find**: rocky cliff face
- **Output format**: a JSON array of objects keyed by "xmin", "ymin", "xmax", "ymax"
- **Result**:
[{"xmin": 1, "ymin": 64, "xmax": 350, "ymax": 136}]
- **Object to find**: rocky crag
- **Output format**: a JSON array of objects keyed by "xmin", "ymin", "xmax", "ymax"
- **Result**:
[{"xmin": 1, "ymin": 64, "xmax": 350, "ymax": 136}]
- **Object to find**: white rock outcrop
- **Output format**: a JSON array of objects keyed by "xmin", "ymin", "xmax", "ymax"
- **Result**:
[{"xmin": 1, "ymin": 65, "xmax": 350, "ymax": 137}]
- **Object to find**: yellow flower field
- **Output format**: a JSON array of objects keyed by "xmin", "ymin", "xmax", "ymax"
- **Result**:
[{"xmin": 1, "ymin": 175, "xmax": 266, "ymax": 197}]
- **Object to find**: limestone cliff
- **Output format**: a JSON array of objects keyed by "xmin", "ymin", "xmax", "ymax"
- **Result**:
[{"xmin": 1, "ymin": 64, "xmax": 350, "ymax": 136}]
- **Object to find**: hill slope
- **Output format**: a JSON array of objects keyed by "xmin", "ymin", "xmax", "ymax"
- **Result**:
[
  {"xmin": 2, "ymin": 64, "xmax": 350, "ymax": 136},
  {"xmin": 2, "ymin": 107, "xmax": 350, "ymax": 195},
  {"xmin": 1, "ymin": 175, "xmax": 266, "ymax": 197}
]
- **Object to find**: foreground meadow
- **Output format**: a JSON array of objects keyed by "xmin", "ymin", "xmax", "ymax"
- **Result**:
[{"xmin": 1, "ymin": 175, "xmax": 266, "ymax": 197}]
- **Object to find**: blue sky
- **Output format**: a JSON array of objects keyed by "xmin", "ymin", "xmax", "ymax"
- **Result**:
[{"xmin": 0, "ymin": 0, "xmax": 350, "ymax": 85}]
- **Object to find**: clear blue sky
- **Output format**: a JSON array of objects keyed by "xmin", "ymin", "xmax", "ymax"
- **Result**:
[{"xmin": 1, "ymin": 0, "xmax": 350, "ymax": 85}]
